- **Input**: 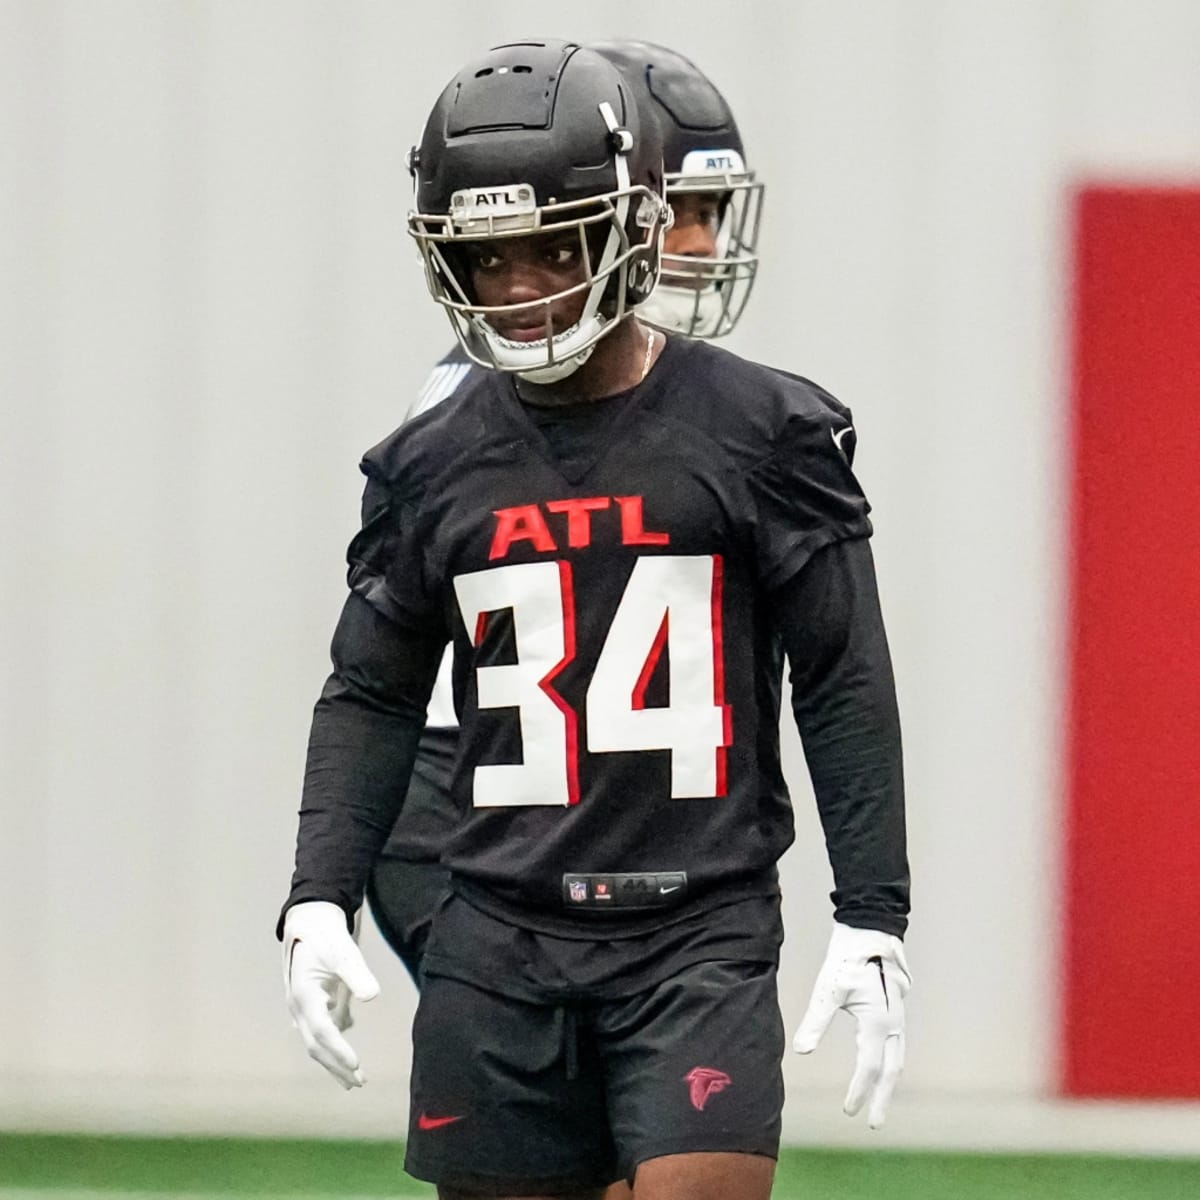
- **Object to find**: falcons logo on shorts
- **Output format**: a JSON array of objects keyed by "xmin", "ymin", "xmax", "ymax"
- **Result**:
[{"xmin": 685, "ymin": 1066, "xmax": 732, "ymax": 1111}]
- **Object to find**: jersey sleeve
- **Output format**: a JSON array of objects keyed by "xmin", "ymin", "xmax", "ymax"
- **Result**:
[
  {"xmin": 278, "ymin": 450, "xmax": 450, "ymax": 934},
  {"xmin": 775, "ymin": 538, "xmax": 909, "ymax": 937},
  {"xmin": 279, "ymin": 591, "xmax": 446, "ymax": 934},
  {"xmin": 346, "ymin": 466, "xmax": 443, "ymax": 633},
  {"xmin": 748, "ymin": 405, "xmax": 872, "ymax": 591}
]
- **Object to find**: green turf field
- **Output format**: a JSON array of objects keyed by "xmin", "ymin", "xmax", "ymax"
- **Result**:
[{"xmin": 1, "ymin": 1134, "xmax": 1198, "ymax": 1199}]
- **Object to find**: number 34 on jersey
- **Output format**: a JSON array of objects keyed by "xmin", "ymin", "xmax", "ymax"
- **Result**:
[{"xmin": 454, "ymin": 552, "xmax": 732, "ymax": 809}]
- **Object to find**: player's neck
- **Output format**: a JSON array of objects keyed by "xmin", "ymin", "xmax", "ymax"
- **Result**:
[{"xmin": 514, "ymin": 319, "xmax": 661, "ymax": 408}]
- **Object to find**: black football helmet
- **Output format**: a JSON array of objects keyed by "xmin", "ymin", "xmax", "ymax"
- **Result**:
[
  {"xmin": 589, "ymin": 40, "xmax": 763, "ymax": 339},
  {"xmin": 407, "ymin": 39, "xmax": 671, "ymax": 382}
]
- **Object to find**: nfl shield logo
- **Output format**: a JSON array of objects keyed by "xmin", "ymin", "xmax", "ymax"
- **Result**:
[{"xmin": 569, "ymin": 879, "xmax": 588, "ymax": 903}]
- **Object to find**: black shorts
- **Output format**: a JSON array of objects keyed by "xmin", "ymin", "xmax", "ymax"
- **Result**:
[{"xmin": 404, "ymin": 958, "xmax": 784, "ymax": 1192}]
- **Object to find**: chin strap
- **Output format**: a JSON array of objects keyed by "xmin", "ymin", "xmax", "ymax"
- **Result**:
[{"xmin": 516, "ymin": 343, "xmax": 596, "ymax": 384}]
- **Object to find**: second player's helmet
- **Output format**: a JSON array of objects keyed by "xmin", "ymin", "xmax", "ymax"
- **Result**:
[
  {"xmin": 589, "ymin": 40, "xmax": 763, "ymax": 339},
  {"xmin": 407, "ymin": 39, "xmax": 671, "ymax": 383}
]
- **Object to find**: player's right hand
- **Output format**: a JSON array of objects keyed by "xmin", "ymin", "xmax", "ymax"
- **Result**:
[
  {"xmin": 282, "ymin": 900, "xmax": 380, "ymax": 1089},
  {"xmin": 792, "ymin": 921, "xmax": 911, "ymax": 1129}
]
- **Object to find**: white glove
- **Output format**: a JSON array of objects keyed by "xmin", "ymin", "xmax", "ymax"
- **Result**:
[
  {"xmin": 282, "ymin": 901, "xmax": 380, "ymax": 1089},
  {"xmin": 793, "ymin": 921, "xmax": 912, "ymax": 1129},
  {"xmin": 326, "ymin": 906, "xmax": 364, "ymax": 1035},
  {"xmin": 327, "ymin": 978, "xmax": 353, "ymax": 1035}
]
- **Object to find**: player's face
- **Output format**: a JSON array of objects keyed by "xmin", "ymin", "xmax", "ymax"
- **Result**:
[
  {"xmin": 463, "ymin": 229, "xmax": 591, "ymax": 341},
  {"xmin": 663, "ymin": 191, "xmax": 722, "ymax": 290}
]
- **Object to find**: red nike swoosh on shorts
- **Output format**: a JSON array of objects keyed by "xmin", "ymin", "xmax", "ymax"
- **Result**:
[{"xmin": 418, "ymin": 1113, "xmax": 464, "ymax": 1131}]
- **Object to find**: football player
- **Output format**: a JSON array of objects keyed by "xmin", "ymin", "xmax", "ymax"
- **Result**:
[
  {"xmin": 364, "ymin": 39, "xmax": 765, "ymax": 989},
  {"xmin": 280, "ymin": 39, "xmax": 909, "ymax": 1200}
]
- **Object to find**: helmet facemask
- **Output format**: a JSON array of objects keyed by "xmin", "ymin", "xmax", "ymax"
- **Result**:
[
  {"xmin": 642, "ymin": 148, "xmax": 764, "ymax": 340},
  {"xmin": 410, "ymin": 172, "xmax": 669, "ymax": 383}
]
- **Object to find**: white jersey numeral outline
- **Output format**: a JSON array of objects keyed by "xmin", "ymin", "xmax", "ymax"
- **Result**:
[
  {"xmin": 454, "ymin": 555, "xmax": 729, "ymax": 808},
  {"xmin": 454, "ymin": 561, "xmax": 578, "ymax": 807}
]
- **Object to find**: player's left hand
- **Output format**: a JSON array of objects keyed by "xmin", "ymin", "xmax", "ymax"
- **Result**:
[
  {"xmin": 792, "ymin": 921, "xmax": 911, "ymax": 1129},
  {"xmin": 282, "ymin": 901, "xmax": 380, "ymax": 1089}
]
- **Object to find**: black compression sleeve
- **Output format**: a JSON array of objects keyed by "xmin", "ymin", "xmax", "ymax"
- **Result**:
[
  {"xmin": 774, "ymin": 538, "xmax": 910, "ymax": 937},
  {"xmin": 279, "ymin": 593, "xmax": 445, "ymax": 935}
]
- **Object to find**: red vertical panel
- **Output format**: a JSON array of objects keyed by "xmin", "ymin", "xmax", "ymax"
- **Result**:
[{"xmin": 1064, "ymin": 187, "xmax": 1200, "ymax": 1097}]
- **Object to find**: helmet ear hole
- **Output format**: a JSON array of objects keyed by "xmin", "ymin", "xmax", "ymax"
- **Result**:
[{"xmin": 631, "ymin": 254, "xmax": 655, "ymax": 298}]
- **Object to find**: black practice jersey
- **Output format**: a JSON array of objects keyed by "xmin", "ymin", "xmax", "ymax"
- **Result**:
[
  {"xmin": 285, "ymin": 334, "xmax": 908, "ymax": 941},
  {"xmin": 383, "ymin": 349, "xmax": 855, "ymax": 874}
]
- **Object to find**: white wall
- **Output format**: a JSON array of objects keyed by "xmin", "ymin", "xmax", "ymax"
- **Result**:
[{"xmin": 3, "ymin": 0, "xmax": 1200, "ymax": 1149}]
